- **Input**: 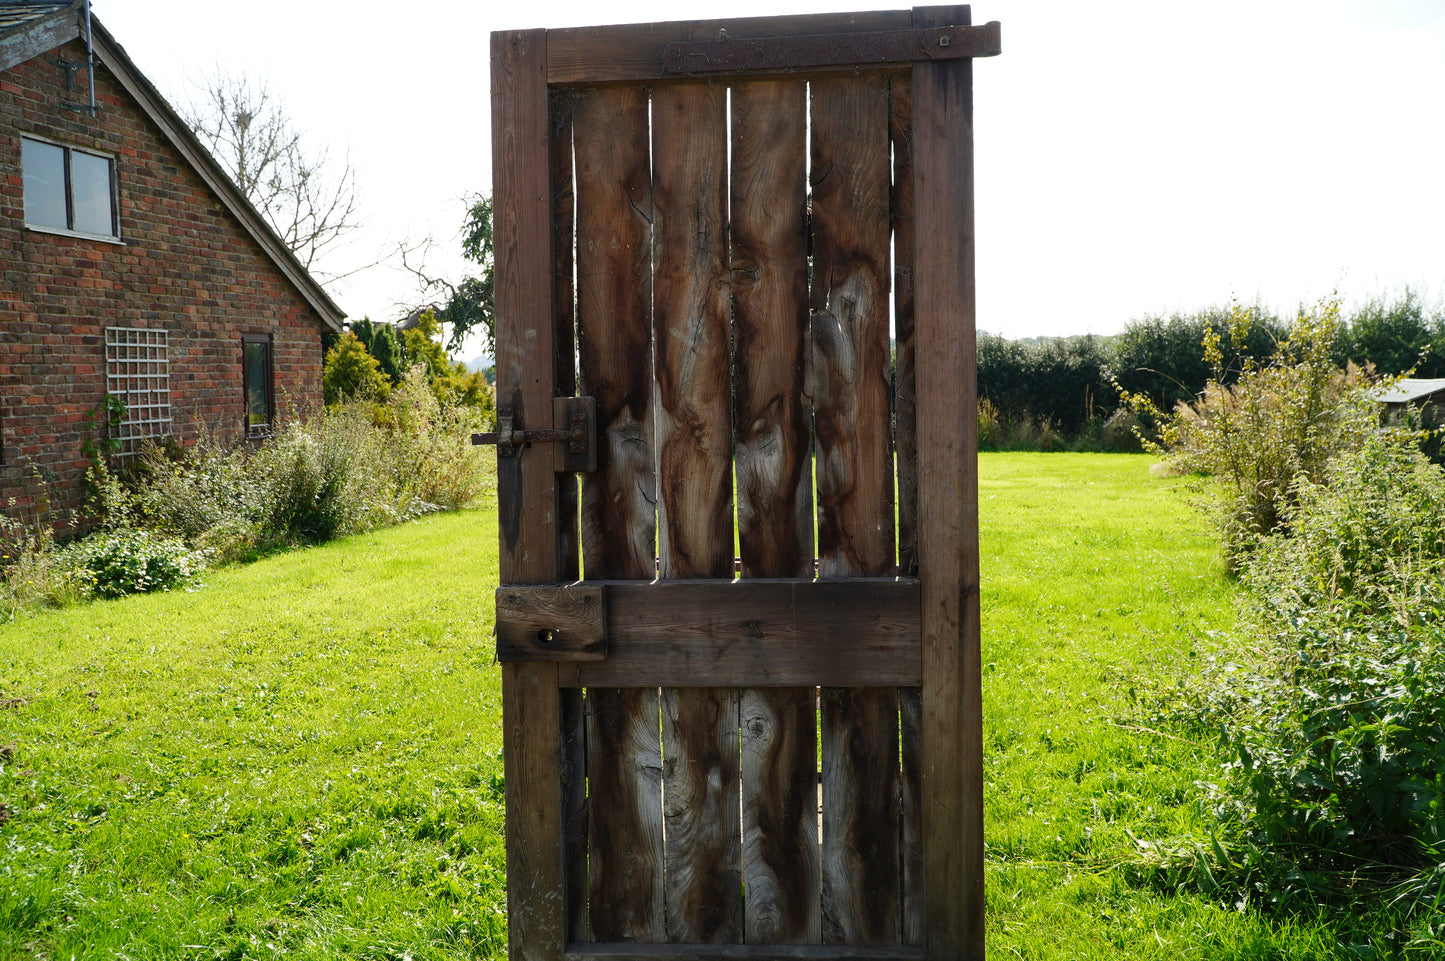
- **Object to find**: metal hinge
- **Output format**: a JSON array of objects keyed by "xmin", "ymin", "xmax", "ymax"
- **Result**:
[{"xmin": 473, "ymin": 396, "xmax": 597, "ymax": 473}]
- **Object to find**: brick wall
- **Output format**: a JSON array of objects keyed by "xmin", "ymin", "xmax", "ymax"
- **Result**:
[{"xmin": 0, "ymin": 39, "xmax": 335, "ymax": 523}]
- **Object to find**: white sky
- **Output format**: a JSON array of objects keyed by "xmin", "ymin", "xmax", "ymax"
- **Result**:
[{"xmin": 94, "ymin": 0, "xmax": 1445, "ymax": 352}]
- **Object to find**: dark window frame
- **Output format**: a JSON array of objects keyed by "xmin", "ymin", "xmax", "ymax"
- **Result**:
[
  {"xmin": 243, "ymin": 334, "xmax": 275, "ymax": 439},
  {"xmin": 20, "ymin": 134, "xmax": 121, "ymax": 240}
]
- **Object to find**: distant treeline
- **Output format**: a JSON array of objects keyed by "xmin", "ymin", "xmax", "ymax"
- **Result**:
[{"xmin": 978, "ymin": 290, "xmax": 1445, "ymax": 443}]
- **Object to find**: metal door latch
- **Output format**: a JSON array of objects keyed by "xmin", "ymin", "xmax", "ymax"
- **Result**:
[{"xmin": 473, "ymin": 396, "xmax": 597, "ymax": 472}]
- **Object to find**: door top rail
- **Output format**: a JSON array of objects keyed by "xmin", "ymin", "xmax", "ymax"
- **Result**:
[{"xmin": 538, "ymin": 6, "xmax": 1000, "ymax": 86}]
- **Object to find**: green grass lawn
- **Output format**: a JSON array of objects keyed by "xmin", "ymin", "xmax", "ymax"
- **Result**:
[{"xmin": 0, "ymin": 453, "xmax": 1363, "ymax": 959}]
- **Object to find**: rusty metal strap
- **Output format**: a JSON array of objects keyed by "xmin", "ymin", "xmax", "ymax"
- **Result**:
[{"xmin": 661, "ymin": 21, "xmax": 1001, "ymax": 75}]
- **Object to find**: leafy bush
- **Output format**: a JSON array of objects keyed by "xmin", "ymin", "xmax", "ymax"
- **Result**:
[
  {"xmin": 1161, "ymin": 424, "xmax": 1445, "ymax": 913},
  {"xmin": 1122, "ymin": 297, "xmax": 1377, "ymax": 562},
  {"xmin": 55, "ymin": 529, "xmax": 202, "ymax": 599}
]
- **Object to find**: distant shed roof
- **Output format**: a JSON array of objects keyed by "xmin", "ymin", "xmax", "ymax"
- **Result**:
[{"xmin": 1373, "ymin": 378, "xmax": 1445, "ymax": 405}]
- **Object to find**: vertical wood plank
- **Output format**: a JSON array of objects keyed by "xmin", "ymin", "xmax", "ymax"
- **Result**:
[
  {"xmin": 731, "ymin": 78, "xmax": 821, "ymax": 946},
  {"xmin": 651, "ymin": 80, "xmax": 743, "ymax": 945},
  {"xmin": 574, "ymin": 82, "xmax": 664, "ymax": 944},
  {"xmin": 575, "ymin": 83, "xmax": 656, "ymax": 584},
  {"xmin": 809, "ymin": 74, "xmax": 901, "ymax": 947},
  {"xmin": 912, "ymin": 4, "xmax": 986, "ymax": 959},
  {"xmin": 550, "ymin": 87, "xmax": 590, "ymax": 945},
  {"xmin": 889, "ymin": 72, "xmax": 925, "ymax": 948},
  {"xmin": 493, "ymin": 27, "xmax": 565, "ymax": 961}
]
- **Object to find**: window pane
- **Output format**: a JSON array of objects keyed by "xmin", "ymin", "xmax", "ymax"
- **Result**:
[
  {"xmin": 21, "ymin": 138, "xmax": 67, "ymax": 229},
  {"xmin": 71, "ymin": 151, "xmax": 115, "ymax": 235},
  {"xmin": 245, "ymin": 341, "xmax": 271, "ymax": 430}
]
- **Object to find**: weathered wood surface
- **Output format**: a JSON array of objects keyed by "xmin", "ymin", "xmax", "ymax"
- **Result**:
[
  {"xmin": 496, "ymin": 584, "xmax": 606, "ymax": 662},
  {"xmin": 565, "ymin": 945, "xmax": 924, "ymax": 961},
  {"xmin": 565, "ymin": 944, "xmax": 924, "ymax": 961},
  {"xmin": 575, "ymin": 83, "xmax": 656, "ymax": 583},
  {"xmin": 549, "ymin": 87, "xmax": 590, "ymax": 945},
  {"xmin": 731, "ymin": 79, "xmax": 813, "ymax": 583},
  {"xmin": 661, "ymin": 24, "xmax": 1001, "ymax": 77},
  {"xmin": 730, "ymin": 78, "xmax": 820, "ymax": 944},
  {"xmin": 890, "ymin": 74, "xmax": 918, "ymax": 581},
  {"xmin": 587, "ymin": 686, "xmax": 665, "ymax": 941},
  {"xmin": 661, "ymin": 688, "xmax": 742, "ymax": 941},
  {"xmin": 912, "ymin": 4, "xmax": 986, "ymax": 958},
  {"xmin": 651, "ymin": 80, "xmax": 743, "ymax": 945},
  {"xmin": 543, "ymin": 580, "xmax": 919, "ymax": 688},
  {"xmin": 493, "ymin": 28, "xmax": 565, "ymax": 961},
  {"xmin": 809, "ymin": 73, "xmax": 901, "ymax": 947},
  {"xmin": 889, "ymin": 73, "xmax": 925, "ymax": 947},
  {"xmin": 574, "ymin": 82, "xmax": 664, "ymax": 943},
  {"xmin": 547, "ymin": 10, "xmax": 912, "ymax": 84}
]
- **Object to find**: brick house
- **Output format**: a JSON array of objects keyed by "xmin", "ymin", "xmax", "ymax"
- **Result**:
[{"xmin": 0, "ymin": 0, "xmax": 345, "ymax": 522}]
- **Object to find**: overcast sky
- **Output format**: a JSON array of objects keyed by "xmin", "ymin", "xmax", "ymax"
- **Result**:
[{"xmin": 95, "ymin": 0, "xmax": 1445, "ymax": 351}]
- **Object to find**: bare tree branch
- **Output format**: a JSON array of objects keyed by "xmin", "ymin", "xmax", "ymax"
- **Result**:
[{"xmin": 178, "ymin": 72, "xmax": 362, "ymax": 274}]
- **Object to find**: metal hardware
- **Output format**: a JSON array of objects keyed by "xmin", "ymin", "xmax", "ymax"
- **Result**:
[{"xmin": 473, "ymin": 396, "xmax": 597, "ymax": 472}]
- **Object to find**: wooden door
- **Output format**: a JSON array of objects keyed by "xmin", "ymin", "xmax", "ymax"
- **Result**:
[{"xmin": 490, "ymin": 8, "xmax": 999, "ymax": 961}]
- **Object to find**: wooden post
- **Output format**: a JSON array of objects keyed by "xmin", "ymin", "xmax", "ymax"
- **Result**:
[
  {"xmin": 493, "ymin": 27, "xmax": 565, "ymax": 961},
  {"xmin": 911, "ymin": 4, "xmax": 985, "ymax": 960}
]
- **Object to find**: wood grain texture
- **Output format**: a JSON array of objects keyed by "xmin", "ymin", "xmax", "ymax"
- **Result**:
[
  {"xmin": 809, "ymin": 73, "xmax": 903, "ymax": 948},
  {"xmin": 820, "ymin": 688, "xmax": 900, "ymax": 945},
  {"xmin": 552, "ymin": 580, "xmax": 921, "ymax": 688},
  {"xmin": 808, "ymin": 74, "xmax": 895, "ymax": 581},
  {"xmin": 731, "ymin": 79, "xmax": 813, "ymax": 582},
  {"xmin": 493, "ymin": 28, "xmax": 565, "ymax": 961},
  {"xmin": 898, "ymin": 687, "xmax": 923, "ymax": 946},
  {"xmin": 652, "ymin": 81, "xmax": 733, "ymax": 584},
  {"xmin": 574, "ymin": 83, "xmax": 656, "ymax": 583},
  {"xmin": 650, "ymin": 80, "xmax": 742, "ymax": 945},
  {"xmin": 731, "ymin": 78, "xmax": 820, "ymax": 946},
  {"xmin": 547, "ymin": 10, "xmax": 913, "ymax": 85},
  {"xmin": 911, "ymin": 5, "xmax": 986, "ymax": 959},
  {"xmin": 588, "ymin": 687, "xmax": 666, "ymax": 942},
  {"xmin": 565, "ymin": 944, "xmax": 922, "ymax": 961},
  {"xmin": 496, "ymin": 585, "xmax": 606, "ymax": 662},
  {"xmin": 574, "ymin": 82, "xmax": 663, "ymax": 944},
  {"xmin": 661, "ymin": 688, "xmax": 742, "ymax": 942},
  {"xmin": 551, "ymin": 89, "xmax": 590, "ymax": 943},
  {"xmin": 891, "ymin": 76, "xmax": 925, "ymax": 947},
  {"xmin": 740, "ymin": 687, "xmax": 820, "ymax": 944},
  {"xmin": 889, "ymin": 75, "xmax": 918, "ymax": 580}
]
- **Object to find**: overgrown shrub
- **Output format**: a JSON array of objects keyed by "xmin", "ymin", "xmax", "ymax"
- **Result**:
[
  {"xmin": 1121, "ymin": 297, "xmax": 1377, "ymax": 562},
  {"xmin": 1151, "ymin": 399, "xmax": 1445, "ymax": 913},
  {"xmin": 54, "ymin": 529, "xmax": 202, "ymax": 599}
]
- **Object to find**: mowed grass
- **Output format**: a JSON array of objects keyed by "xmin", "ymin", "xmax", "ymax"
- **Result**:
[
  {"xmin": 0, "ymin": 453, "xmax": 1359, "ymax": 958},
  {"xmin": 0, "ymin": 512, "xmax": 507, "ymax": 960}
]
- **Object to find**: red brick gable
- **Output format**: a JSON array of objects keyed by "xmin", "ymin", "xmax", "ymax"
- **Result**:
[{"xmin": 1, "ymin": 37, "xmax": 340, "ymax": 522}]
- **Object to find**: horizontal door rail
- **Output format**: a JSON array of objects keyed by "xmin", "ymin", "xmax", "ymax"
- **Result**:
[
  {"xmin": 566, "ymin": 944, "xmax": 926, "ymax": 961},
  {"xmin": 497, "ymin": 579, "xmax": 922, "ymax": 687},
  {"xmin": 545, "ymin": 6, "xmax": 998, "ymax": 85}
]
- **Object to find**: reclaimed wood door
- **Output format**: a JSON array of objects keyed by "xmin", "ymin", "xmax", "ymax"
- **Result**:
[{"xmin": 489, "ymin": 8, "xmax": 998, "ymax": 961}]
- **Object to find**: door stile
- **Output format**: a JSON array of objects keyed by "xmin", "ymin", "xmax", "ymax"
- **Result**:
[
  {"xmin": 493, "ymin": 27, "xmax": 568, "ymax": 961},
  {"xmin": 730, "ymin": 78, "xmax": 822, "ymax": 947},
  {"xmin": 911, "ymin": 4, "xmax": 985, "ymax": 959},
  {"xmin": 808, "ymin": 74, "xmax": 902, "ymax": 947},
  {"xmin": 573, "ymin": 83, "xmax": 665, "ymax": 943}
]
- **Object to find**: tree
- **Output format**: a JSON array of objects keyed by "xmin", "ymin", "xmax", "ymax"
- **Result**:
[
  {"xmin": 179, "ymin": 73, "xmax": 360, "ymax": 273},
  {"xmin": 322, "ymin": 332, "xmax": 390, "ymax": 405},
  {"xmin": 404, "ymin": 195, "xmax": 494, "ymax": 356}
]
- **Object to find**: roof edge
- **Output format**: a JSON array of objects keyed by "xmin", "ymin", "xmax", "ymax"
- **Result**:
[
  {"xmin": 87, "ymin": 16, "xmax": 347, "ymax": 332},
  {"xmin": 0, "ymin": 1, "xmax": 82, "ymax": 73}
]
